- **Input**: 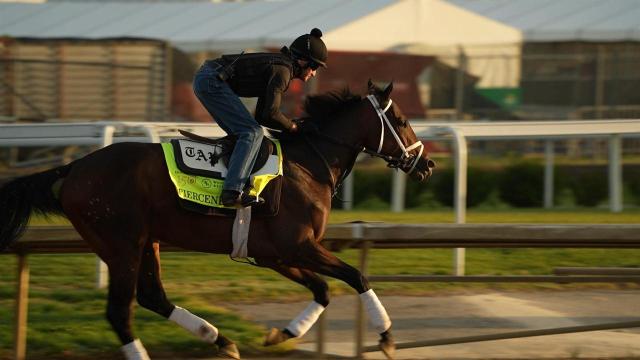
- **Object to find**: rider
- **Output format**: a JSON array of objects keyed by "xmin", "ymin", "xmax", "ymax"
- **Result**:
[{"xmin": 193, "ymin": 28, "xmax": 328, "ymax": 208}]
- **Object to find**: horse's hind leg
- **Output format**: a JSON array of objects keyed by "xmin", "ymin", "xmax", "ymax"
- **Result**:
[
  {"xmin": 255, "ymin": 258, "xmax": 329, "ymax": 346},
  {"xmin": 291, "ymin": 242, "xmax": 395, "ymax": 359},
  {"xmin": 106, "ymin": 250, "xmax": 150, "ymax": 360},
  {"xmin": 65, "ymin": 216, "xmax": 151, "ymax": 360},
  {"xmin": 136, "ymin": 240, "xmax": 240, "ymax": 359}
]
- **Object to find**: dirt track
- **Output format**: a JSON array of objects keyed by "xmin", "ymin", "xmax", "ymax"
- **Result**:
[{"xmin": 228, "ymin": 290, "xmax": 640, "ymax": 359}]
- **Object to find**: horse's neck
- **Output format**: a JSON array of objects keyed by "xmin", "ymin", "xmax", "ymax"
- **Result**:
[{"xmin": 293, "ymin": 117, "xmax": 366, "ymax": 190}]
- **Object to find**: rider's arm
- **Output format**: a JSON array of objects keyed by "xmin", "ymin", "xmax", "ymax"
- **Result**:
[{"xmin": 255, "ymin": 65, "xmax": 295, "ymax": 131}]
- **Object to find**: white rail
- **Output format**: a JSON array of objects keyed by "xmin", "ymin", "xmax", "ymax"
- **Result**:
[
  {"xmin": 391, "ymin": 119, "xmax": 640, "ymax": 218},
  {"xmin": 3, "ymin": 119, "xmax": 640, "ymax": 275}
]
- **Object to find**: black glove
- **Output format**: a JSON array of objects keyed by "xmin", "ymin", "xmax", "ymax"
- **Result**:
[{"xmin": 292, "ymin": 118, "xmax": 319, "ymax": 134}]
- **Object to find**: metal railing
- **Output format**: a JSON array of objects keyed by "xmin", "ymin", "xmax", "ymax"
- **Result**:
[{"xmin": 5, "ymin": 223, "xmax": 640, "ymax": 359}]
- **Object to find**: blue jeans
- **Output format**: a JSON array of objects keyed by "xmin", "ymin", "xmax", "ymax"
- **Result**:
[{"xmin": 193, "ymin": 63, "xmax": 264, "ymax": 193}]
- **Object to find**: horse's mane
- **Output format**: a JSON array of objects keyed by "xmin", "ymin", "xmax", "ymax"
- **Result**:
[
  {"xmin": 304, "ymin": 88, "xmax": 362, "ymax": 122},
  {"xmin": 270, "ymin": 88, "xmax": 362, "ymax": 141}
]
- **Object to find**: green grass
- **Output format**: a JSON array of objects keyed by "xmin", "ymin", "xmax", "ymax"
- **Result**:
[
  {"xmin": 2, "ymin": 209, "xmax": 639, "ymax": 359},
  {"xmin": 329, "ymin": 208, "xmax": 640, "ymax": 224},
  {"xmin": 0, "ymin": 252, "xmax": 293, "ymax": 360},
  {"xmin": 31, "ymin": 208, "xmax": 640, "ymax": 226}
]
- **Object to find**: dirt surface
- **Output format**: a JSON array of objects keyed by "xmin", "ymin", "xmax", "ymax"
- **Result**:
[{"xmin": 227, "ymin": 290, "xmax": 640, "ymax": 359}]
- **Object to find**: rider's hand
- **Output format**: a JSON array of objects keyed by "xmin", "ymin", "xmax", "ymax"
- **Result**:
[
  {"xmin": 293, "ymin": 118, "xmax": 319, "ymax": 134},
  {"xmin": 289, "ymin": 122, "xmax": 299, "ymax": 133}
]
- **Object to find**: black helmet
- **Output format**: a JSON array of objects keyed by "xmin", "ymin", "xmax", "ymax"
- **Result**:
[{"xmin": 290, "ymin": 28, "xmax": 327, "ymax": 68}]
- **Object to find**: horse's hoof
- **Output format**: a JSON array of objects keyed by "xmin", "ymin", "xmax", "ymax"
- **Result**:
[
  {"xmin": 217, "ymin": 342, "xmax": 240, "ymax": 359},
  {"xmin": 379, "ymin": 331, "xmax": 395, "ymax": 360},
  {"xmin": 263, "ymin": 327, "xmax": 290, "ymax": 346}
]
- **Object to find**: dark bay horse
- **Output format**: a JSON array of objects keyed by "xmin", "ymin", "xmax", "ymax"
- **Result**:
[{"xmin": 0, "ymin": 81, "xmax": 433, "ymax": 360}]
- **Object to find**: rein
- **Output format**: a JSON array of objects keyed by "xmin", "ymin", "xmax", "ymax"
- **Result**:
[{"xmin": 303, "ymin": 136, "xmax": 339, "ymax": 195}]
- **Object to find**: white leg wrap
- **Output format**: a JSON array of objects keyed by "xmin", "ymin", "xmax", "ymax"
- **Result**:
[
  {"xmin": 121, "ymin": 339, "xmax": 150, "ymax": 360},
  {"xmin": 360, "ymin": 289, "xmax": 392, "ymax": 333},
  {"xmin": 285, "ymin": 301, "xmax": 326, "ymax": 337},
  {"xmin": 169, "ymin": 306, "xmax": 219, "ymax": 343}
]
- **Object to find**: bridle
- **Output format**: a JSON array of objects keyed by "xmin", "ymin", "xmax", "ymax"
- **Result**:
[
  {"xmin": 303, "ymin": 94, "xmax": 434, "ymax": 196},
  {"xmin": 365, "ymin": 95, "xmax": 426, "ymax": 174}
]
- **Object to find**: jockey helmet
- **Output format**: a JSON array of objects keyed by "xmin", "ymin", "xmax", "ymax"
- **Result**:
[{"xmin": 290, "ymin": 28, "xmax": 327, "ymax": 69}]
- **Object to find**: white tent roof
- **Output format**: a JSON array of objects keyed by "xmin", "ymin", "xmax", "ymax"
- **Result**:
[{"xmin": 448, "ymin": 0, "xmax": 640, "ymax": 41}]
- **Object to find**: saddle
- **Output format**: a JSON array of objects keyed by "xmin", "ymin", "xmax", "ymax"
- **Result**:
[{"xmin": 162, "ymin": 131, "xmax": 283, "ymax": 217}]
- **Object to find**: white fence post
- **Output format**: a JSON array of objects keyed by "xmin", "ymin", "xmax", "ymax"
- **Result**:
[
  {"xmin": 391, "ymin": 170, "xmax": 407, "ymax": 212},
  {"xmin": 95, "ymin": 125, "xmax": 115, "ymax": 289},
  {"xmin": 342, "ymin": 172, "xmax": 354, "ymax": 210},
  {"xmin": 544, "ymin": 140, "xmax": 554, "ymax": 209},
  {"xmin": 451, "ymin": 128, "xmax": 468, "ymax": 276},
  {"xmin": 608, "ymin": 134, "xmax": 622, "ymax": 213}
]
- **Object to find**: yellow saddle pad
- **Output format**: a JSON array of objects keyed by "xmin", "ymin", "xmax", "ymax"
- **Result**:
[{"xmin": 161, "ymin": 139, "xmax": 282, "ymax": 209}]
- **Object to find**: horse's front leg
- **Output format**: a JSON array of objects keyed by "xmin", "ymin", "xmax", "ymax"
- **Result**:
[
  {"xmin": 291, "ymin": 241, "xmax": 395, "ymax": 359},
  {"xmin": 254, "ymin": 258, "xmax": 329, "ymax": 346}
]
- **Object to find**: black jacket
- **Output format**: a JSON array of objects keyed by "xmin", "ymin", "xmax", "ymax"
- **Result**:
[{"xmin": 213, "ymin": 48, "xmax": 299, "ymax": 131}]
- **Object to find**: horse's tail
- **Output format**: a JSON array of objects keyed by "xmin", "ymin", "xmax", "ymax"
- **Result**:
[{"xmin": 0, "ymin": 163, "xmax": 72, "ymax": 251}]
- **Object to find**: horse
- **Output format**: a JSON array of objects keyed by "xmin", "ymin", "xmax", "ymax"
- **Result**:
[{"xmin": 0, "ymin": 80, "xmax": 434, "ymax": 360}]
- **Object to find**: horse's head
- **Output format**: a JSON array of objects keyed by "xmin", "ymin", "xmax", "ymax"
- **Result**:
[{"xmin": 364, "ymin": 80, "xmax": 435, "ymax": 182}]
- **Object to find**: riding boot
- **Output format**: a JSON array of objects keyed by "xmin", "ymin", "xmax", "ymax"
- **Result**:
[{"xmin": 220, "ymin": 189, "xmax": 264, "ymax": 208}]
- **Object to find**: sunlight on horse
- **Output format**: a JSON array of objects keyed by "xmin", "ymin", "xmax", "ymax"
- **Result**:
[{"xmin": 0, "ymin": 80, "xmax": 434, "ymax": 360}]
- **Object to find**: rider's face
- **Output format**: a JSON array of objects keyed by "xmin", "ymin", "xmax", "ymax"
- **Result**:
[{"xmin": 296, "ymin": 60, "xmax": 317, "ymax": 82}]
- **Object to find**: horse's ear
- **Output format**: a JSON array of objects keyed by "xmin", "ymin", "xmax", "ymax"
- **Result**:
[
  {"xmin": 367, "ymin": 79, "xmax": 376, "ymax": 94},
  {"xmin": 382, "ymin": 82, "xmax": 393, "ymax": 101}
]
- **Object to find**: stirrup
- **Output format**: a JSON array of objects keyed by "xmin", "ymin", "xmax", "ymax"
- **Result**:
[
  {"xmin": 221, "ymin": 190, "xmax": 264, "ymax": 208},
  {"xmin": 239, "ymin": 193, "xmax": 264, "ymax": 207}
]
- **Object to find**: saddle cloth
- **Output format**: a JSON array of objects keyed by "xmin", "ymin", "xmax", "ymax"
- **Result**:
[
  {"xmin": 161, "ymin": 137, "xmax": 283, "ymax": 214},
  {"xmin": 170, "ymin": 133, "xmax": 275, "ymax": 179}
]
